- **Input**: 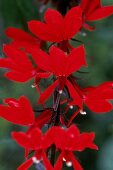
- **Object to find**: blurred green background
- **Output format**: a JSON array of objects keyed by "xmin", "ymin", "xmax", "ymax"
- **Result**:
[{"xmin": 0, "ymin": 0, "xmax": 113, "ymax": 170}]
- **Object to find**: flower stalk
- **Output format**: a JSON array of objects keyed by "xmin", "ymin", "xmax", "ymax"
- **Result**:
[{"xmin": 0, "ymin": 1, "xmax": 113, "ymax": 169}]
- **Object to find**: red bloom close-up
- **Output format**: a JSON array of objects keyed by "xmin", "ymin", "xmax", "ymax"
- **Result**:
[
  {"xmin": 12, "ymin": 125, "xmax": 98, "ymax": 170},
  {"xmin": 28, "ymin": 6, "xmax": 82, "ymax": 42},
  {"xmin": 80, "ymin": 0, "xmax": 113, "ymax": 30},
  {"xmin": 66, "ymin": 81, "xmax": 113, "ymax": 126},
  {"xmin": 53, "ymin": 125, "xmax": 98, "ymax": 170},
  {"xmin": 70, "ymin": 81, "xmax": 113, "ymax": 113},
  {"xmin": 31, "ymin": 45, "xmax": 87, "ymax": 106},
  {"xmin": 12, "ymin": 127, "xmax": 53, "ymax": 170}
]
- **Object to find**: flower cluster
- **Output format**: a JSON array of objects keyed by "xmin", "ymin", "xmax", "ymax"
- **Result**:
[{"xmin": 0, "ymin": 0, "xmax": 113, "ymax": 170}]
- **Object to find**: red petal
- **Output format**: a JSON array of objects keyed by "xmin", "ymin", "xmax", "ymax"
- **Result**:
[
  {"xmin": 84, "ymin": 87, "xmax": 113, "ymax": 100},
  {"xmin": 85, "ymin": 99, "xmax": 113, "ymax": 113},
  {"xmin": 4, "ymin": 98, "xmax": 18, "ymax": 106},
  {"xmin": 80, "ymin": 0, "xmax": 92, "ymax": 12},
  {"xmin": 12, "ymin": 132, "xmax": 34, "ymax": 148},
  {"xmin": 54, "ymin": 152, "xmax": 64, "ymax": 170},
  {"xmin": 28, "ymin": 8, "xmax": 63, "ymax": 42},
  {"xmin": 49, "ymin": 46, "xmax": 67, "ymax": 76},
  {"xmin": 92, "ymin": 81, "xmax": 113, "ymax": 89},
  {"xmin": 35, "ymin": 110, "xmax": 53, "ymax": 128},
  {"xmin": 83, "ymin": 22, "xmax": 95, "ymax": 31},
  {"xmin": 29, "ymin": 7, "xmax": 82, "ymax": 42},
  {"xmin": 37, "ymin": 72, "xmax": 52, "ymax": 78},
  {"xmin": 28, "ymin": 21, "xmax": 47, "ymax": 40},
  {"xmin": 17, "ymin": 158, "xmax": 33, "ymax": 170},
  {"xmin": 94, "ymin": 89, "xmax": 113, "ymax": 100},
  {"xmin": 67, "ymin": 109, "xmax": 80, "ymax": 127},
  {"xmin": 43, "ymin": 129, "xmax": 55, "ymax": 149},
  {"xmin": 86, "ymin": 6, "xmax": 113, "ymax": 21},
  {"xmin": 64, "ymin": 6, "xmax": 82, "ymax": 39},
  {"xmin": 38, "ymin": 80, "xmax": 59, "ymax": 104},
  {"xmin": 9, "ymin": 41, "xmax": 40, "ymax": 53},
  {"xmin": 81, "ymin": 0, "xmax": 101, "ymax": 19},
  {"xmin": 69, "ymin": 152, "xmax": 83, "ymax": 170},
  {"xmin": 82, "ymin": 86, "xmax": 96, "ymax": 93},
  {"xmin": 19, "ymin": 96, "xmax": 34, "ymax": 117},
  {"xmin": 86, "ymin": 81, "xmax": 113, "ymax": 98},
  {"xmin": 3, "ymin": 45, "xmax": 33, "ymax": 69},
  {"xmin": 0, "ymin": 58, "xmax": 17, "ymax": 70},
  {"xmin": 42, "ymin": 152, "xmax": 53, "ymax": 170},
  {"xmin": 0, "ymin": 96, "xmax": 35, "ymax": 125},
  {"xmin": 5, "ymin": 71, "xmax": 33, "ymax": 82},
  {"xmin": 66, "ymin": 45, "xmax": 87, "ymax": 76},
  {"xmin": 12, "ymin": 128, "xmax": 42, "ymax": 149},
  {"xmin": 45, "ymin": 8, "xmax": 63, "ymax": 26},
  {"xmin": 28, "ymin": 21, "xmax": 62, "ymax": 42},
  {"xmin": 31, "ymin": 49, "xmax": 50, "ymax": 71},
  {"xmin": 66, "ymin": 80, "xmax": 82, "ymax": 107},
  {"xmin": 6, "ymin": 27, "xmax": 40, "ymax": 44},
  {"xmin": 73, "ymin": 132, "xmax": 98, "ymax": 151},
  {"xmin": 67, "ymin": 125, "xmax": 80, "ymax": 137}
]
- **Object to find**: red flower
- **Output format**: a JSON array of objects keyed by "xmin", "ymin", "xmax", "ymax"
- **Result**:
[
  {"xmin": 28, "ymin": 6, "xmax": 82, "ymax": 42},
  {"xmin": 12, "ymin": 125, "xmax": 98, "ymax": 170},
  {"xmin": 0, "ymin": 95, "xmax": 53, "ymax": 128},
  {"xmin": 53, "ymin": 125, "xmax": 98, "ymax": 170},
  {"xmin": 83, "ymin": 82, "xmax": 113, "ymax": 113},
  {"xmin": 31, "ymin": 45, "xmax": 87, "ymax": 106},
  {"xmin": 5, "ymin": 27, "xmax": 41, "ymax": 53},
  {"xmin": 0, "ymin": 96, "xmax": 35, "ymax": 125},
  {"xmin": 80, "ymin": 0, "xmax": 113, "ymax": 30},
  {"xmin": 0, "ymin": 45, "xmax": 52, "ymax": 85},
  {"xmin": 12, "ymin": 127, "xmax": 53, "ymax": 170},
  {"xmin": 0, "ymin": 45, "xmax": 36, "ymax": 82},
  {"xmin": 67, "ymin": 81, "xmax": 113, "ymax": 125}
]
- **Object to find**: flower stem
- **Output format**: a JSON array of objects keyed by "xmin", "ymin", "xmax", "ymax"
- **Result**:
[
  {"xmin": 50, "ymin": 144, "xmax": 56, "ymax": 166},
  {"xmin": 50, "ymin": 90, "xmax": 61, "ymax": 166}
]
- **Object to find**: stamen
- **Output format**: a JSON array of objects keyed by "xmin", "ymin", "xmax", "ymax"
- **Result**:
[
  {"xmin": 66, "ymin": 161, "xmax": 72, "ymax": 167},
  {"xmin": 80, "ymin": 110, "xmax": 87, "ymax": 115},
  {"xmin": 32, "ymin": 157, "xmax": 40, "ymax": 164},
  {"xmin": 63, "ymin": 157, "xmax": 66, "ymax": 162},
  {"xmin": 79, "ymin": 31, "xmax": 87, "ymax": 37},
  {"xmin": 59, "ymin": 90, "xmax": 63, "ymax": 94},
  {"xmin": 31, "ymin": 84, "xmax": 37, "ymax": 88},
  {"xmin": 69, "ymin": 105, "xmax": 73, "ymax": 109},
  {"xmin": 61, "ymin": 126, "xmax": 67, "ymax": 130},
  {"xmin": 82, "ymin": 32, "xmax": 87, "ymax": 37}
]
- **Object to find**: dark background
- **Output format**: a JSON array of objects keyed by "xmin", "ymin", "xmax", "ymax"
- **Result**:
[{"xmin": 0, "ymin": 0, "xmax": 113, "ymax": 170}]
